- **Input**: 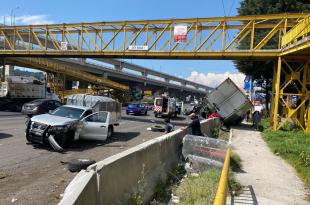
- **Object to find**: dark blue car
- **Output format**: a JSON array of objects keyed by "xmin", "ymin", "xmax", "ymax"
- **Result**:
[{"xmin": 126, "ymin": 104, "xmax": 148, "ymax": 115}]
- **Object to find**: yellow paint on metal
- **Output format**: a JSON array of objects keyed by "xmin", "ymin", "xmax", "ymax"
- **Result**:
[
  {"xmin": 213, "ymin": 147, "xmax": 231, "ymax": 205},
  {"xmin": 272, "ymin": 57, "xmax": 282, "ymax": 130},
  {"xmin": 281, "ymin": 14, "xmax": 310, "ymax": 47},
  {"xmin": 0, "ymin": 13, "xmax": 309, "ymax": 132},
  {"xmin": 6, "ymin": 57, "xmax": 129, "ymax": 91},
  {"xmin": 0, "ymin": 14, "xmax": 308, "ymax": 60}
]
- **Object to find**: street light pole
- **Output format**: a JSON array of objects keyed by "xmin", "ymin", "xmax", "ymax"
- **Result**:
[{"xmin": 10, "ymin": 6, "xmax": 19, "ymax": 26}]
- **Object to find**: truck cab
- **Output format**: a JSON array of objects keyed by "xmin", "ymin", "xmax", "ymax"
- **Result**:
[{"xmin": 153, "ymin": 96, "xmax": 177, "ymax": 118}]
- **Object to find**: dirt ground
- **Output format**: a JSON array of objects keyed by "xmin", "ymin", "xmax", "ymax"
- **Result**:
[{"xmin": 230, "ymin": 124, "xmax": 309, "ymax": 205}]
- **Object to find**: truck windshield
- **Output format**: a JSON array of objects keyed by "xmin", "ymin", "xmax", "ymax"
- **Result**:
[
  {"xmin": 50, "ymin": 106, "xmax": 85, "ymax": 119},
  {"xmin": 155, "ymin": 99, "xmax": 162, "ymax": 106}
]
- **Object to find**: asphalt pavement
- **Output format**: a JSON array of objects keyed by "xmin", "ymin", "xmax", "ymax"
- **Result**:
[{"xmin": 0, "ymin": 110, "xmax": 190, "ymax": 205}]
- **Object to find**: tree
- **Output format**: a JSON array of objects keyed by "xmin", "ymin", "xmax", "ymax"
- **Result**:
[{"xmin": 235, "ymin": 0, "xmax": 310, "ymax": 113}]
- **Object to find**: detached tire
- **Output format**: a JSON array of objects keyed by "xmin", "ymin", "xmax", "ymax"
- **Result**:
[
  {"xmin": 68, "ymin": 159, "xmax": 96, "ymax": 172},
  {"xmin": 151, "ymin": 125, "xmax": 165, "ymax": 132}
]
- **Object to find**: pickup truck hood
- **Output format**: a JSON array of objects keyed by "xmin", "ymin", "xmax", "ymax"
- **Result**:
[{"xmin": 31, "ymin": 114, "xmax": 78, "ymax": 126}]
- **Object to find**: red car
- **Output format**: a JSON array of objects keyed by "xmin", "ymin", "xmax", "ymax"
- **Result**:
[{"xmin": 22, "ymin": 99, "xmax": 62, "ymax": 117}]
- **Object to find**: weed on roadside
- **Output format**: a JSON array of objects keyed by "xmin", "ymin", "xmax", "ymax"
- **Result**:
[
  {"xmin": 230, "ymin": 153, "xmax": 242, "ymax": 172},
  {"xmin": 228, "ymin": 173, "xmax": 242, "ymax": 196},
  {"xmin": 0, "ymin": 171, "xmax": 7, "ymax": 179},
  {"xmin": 174, "ymin": 168, "xmax": 221, "ymax": 205}
]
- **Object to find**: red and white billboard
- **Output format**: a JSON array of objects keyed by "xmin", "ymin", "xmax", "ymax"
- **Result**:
[{"xmin": 174, "ymin": 25, "xmax": 187, "ymax": 43}]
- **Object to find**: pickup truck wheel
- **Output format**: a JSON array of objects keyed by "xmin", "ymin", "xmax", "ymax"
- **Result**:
[
  {"xmin": 107, "ymin": 125, "xmax": 114, "ymax": 139},
  {"xmin": 25, "ymin": 128, "xmax": 31, "ymax": 143}
]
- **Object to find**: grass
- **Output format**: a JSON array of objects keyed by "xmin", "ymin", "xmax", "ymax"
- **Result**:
[
  {"xmin": 174, "ymin": 168, "xmax": 221, "ymax": 205},
  {"xmin": 229, "ymin": 153, "xmax": 242, "ymax": 195},
  {"xmin": 261, "ymin": 118, "xmax": 310, "ymax": 200},
  {"xmin": 230, "ymin": 152, "xmax": 242, "ymax": 172}
]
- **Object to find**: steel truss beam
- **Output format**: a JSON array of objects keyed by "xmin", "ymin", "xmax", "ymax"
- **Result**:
[
  {"xmin": 0, "ymin": 14, "xmax": 307, "ymax": 59},
  {"xmin": 272, "ymin": 57, "xmax": 310, "ymax": 133},
  {"xmin": 5, "ymin": 57, "xmax": 129, "ymax": 91}
]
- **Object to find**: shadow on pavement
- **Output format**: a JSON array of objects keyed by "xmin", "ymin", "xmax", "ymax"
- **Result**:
[
  {"xmin": 0, "ymin": 133, "xmax": 13, "ymax": 139},
  {"xmin": 232, "ymin": 123, "xmax": 256, "ymax": 132},
  {"xmin": 122, "ymin": 116, "xmax": 188, "ymax": 127},
  {"xmin": 29, "ymin": 132, "xmax": 140, "ymax": 153}
]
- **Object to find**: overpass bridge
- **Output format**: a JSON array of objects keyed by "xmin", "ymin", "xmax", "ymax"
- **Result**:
[
  {"xmin": 5, "ymin": 57, "xmax": 209, "ymax": 95},
  {"xmin": 0, "ymin": 13, "xmax": 310, "ymax": 132}
]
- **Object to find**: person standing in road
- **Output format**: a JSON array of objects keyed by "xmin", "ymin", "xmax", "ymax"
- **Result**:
[{"xmin": 183, "ymin": 113, "xmax": 203, "ymax": 136}]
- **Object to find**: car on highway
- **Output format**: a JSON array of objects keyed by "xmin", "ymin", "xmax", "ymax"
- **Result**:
[
  {"xmin": 126, "ymin": 103, "xmax": 148, "ymax": 115},
  {"xmin": 22, "ymin": 99, "xmax": 62, "ymax": 117},
  {"xmin": 26, "ymin": 95, "xmax": 121, "ymax": 151},
  {"xmin": 142, "ymin": 102, "xmax": 154, "ymax": 111}
]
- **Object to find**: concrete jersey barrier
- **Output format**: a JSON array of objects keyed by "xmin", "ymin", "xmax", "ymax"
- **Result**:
[{"xmin": 59, "ymin": 117, "xmax": 220, "ymax": 205}]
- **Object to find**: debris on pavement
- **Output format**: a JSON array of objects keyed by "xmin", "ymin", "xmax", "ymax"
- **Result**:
[
  {"xmin": 11, "ymin": 198, "xmax": 18, "ymax": 203},
  {"xmin": 0, "ymin": 171, "xmax": 7, "ymax": 179},
  {"xmin": 68, "ymin": 159, "xmax": 96, "ymax": 172}
]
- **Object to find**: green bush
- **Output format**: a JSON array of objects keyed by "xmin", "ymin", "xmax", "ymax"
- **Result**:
[{"xmin": 280, "ymin": 120, "xmax": 299, "ymax": 131}]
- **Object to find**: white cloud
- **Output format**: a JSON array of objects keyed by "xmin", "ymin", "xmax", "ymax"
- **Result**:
[
  {"xmin": 186, "ymin": 71, "xmax": 245, "ymax": 88},
  {"xmin": 15, "ymin": 15, "xmax": 54, "ymax": 25}
]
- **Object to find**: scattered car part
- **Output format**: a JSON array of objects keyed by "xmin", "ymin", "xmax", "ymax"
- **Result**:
[
  {"xmin": 150, "ymin": 125, "xmax": 165, "ymax": 132},
  {"xmin": 48, "ymin": 135, "xmax": 65, "ymax": 152},
  {"xmin": 68, "ymin": 159, "xmax": 96, "ymax": 172}
]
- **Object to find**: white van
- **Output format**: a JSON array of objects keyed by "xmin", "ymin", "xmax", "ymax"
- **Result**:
[{"xmin": 153, "ymin": 96, "xmax": 177, "ymax": 118}]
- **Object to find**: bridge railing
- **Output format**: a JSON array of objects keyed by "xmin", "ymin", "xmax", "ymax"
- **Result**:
[
  {"xmin": 0, "ymin": 14, "xmax": 306, "ymax": 59},
  {"xmin": 281, "ymin": 14, "xmax": 310, "ymax": 48},
  {"xmin": 213, "ymin": 146, "xmax": 231, "ymax": 205}
]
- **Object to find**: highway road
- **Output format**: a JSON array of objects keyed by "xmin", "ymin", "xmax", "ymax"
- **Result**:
[{"xmin": 0, "ymin": 111, "xmax": 190, "ymax": 205}]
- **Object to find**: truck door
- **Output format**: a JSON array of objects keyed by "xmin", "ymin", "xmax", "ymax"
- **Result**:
[
  {"xmin": 168, "ymin": 99, "xmax": 176, "ymax": 113},
  {"xmin": 79, "ymin": 111, "xmax": 110, "ymax": 140}
]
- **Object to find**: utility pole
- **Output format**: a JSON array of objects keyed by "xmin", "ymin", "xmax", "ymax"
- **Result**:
[{"xmin": 10, "ymin": 6, "xmax": 19, "ymax": 26}]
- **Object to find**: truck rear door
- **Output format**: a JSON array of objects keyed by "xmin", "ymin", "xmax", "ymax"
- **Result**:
[{"xmin": 79, "ymin": 111, "xmax": 110, "ymax": 140}]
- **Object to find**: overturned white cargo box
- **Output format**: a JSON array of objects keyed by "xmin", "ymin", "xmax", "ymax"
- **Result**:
[
  {"xmin": 206, "ymin": 78, "xmax": 252, "ymax": 124},
  {"xmin": 66, "ymin": 94, "xmax": 122, "ymax": 124}
]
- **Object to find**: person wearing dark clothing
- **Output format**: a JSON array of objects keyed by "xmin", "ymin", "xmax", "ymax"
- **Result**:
[{"xmin": 187, "ymin": 113, "xmax": 203, "ymax": 136}]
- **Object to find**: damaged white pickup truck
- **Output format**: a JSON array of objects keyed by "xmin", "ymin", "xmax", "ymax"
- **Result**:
[{"xmin": 25, "ymin": 94, "xmax": 121, "ymax": 151}]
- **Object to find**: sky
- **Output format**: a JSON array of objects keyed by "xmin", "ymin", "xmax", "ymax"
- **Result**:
[{"xmin": 0, "ymin": 0, "xmax": 245, "ymax": 88}]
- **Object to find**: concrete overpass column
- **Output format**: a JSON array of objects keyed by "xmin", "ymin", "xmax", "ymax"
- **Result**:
[
  {"xmin": 102, "ymin": 72, "xmax": 108, "ymax": 79},
  {"xmin": 4, "ymin": 65, "xmax": 14, "ymax": 77},
  {"xmin": 114, "ymin": 64, "xmax": 123, "ymax": 71}
]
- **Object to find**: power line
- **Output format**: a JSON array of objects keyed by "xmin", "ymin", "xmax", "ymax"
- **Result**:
[
  {"xmin": 228, "ymin": 0, "xmax": 237, "ymax": 16},
  {"xmin": 221, "ymin": 0, "xmax": 227, "ymax": 16}
]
